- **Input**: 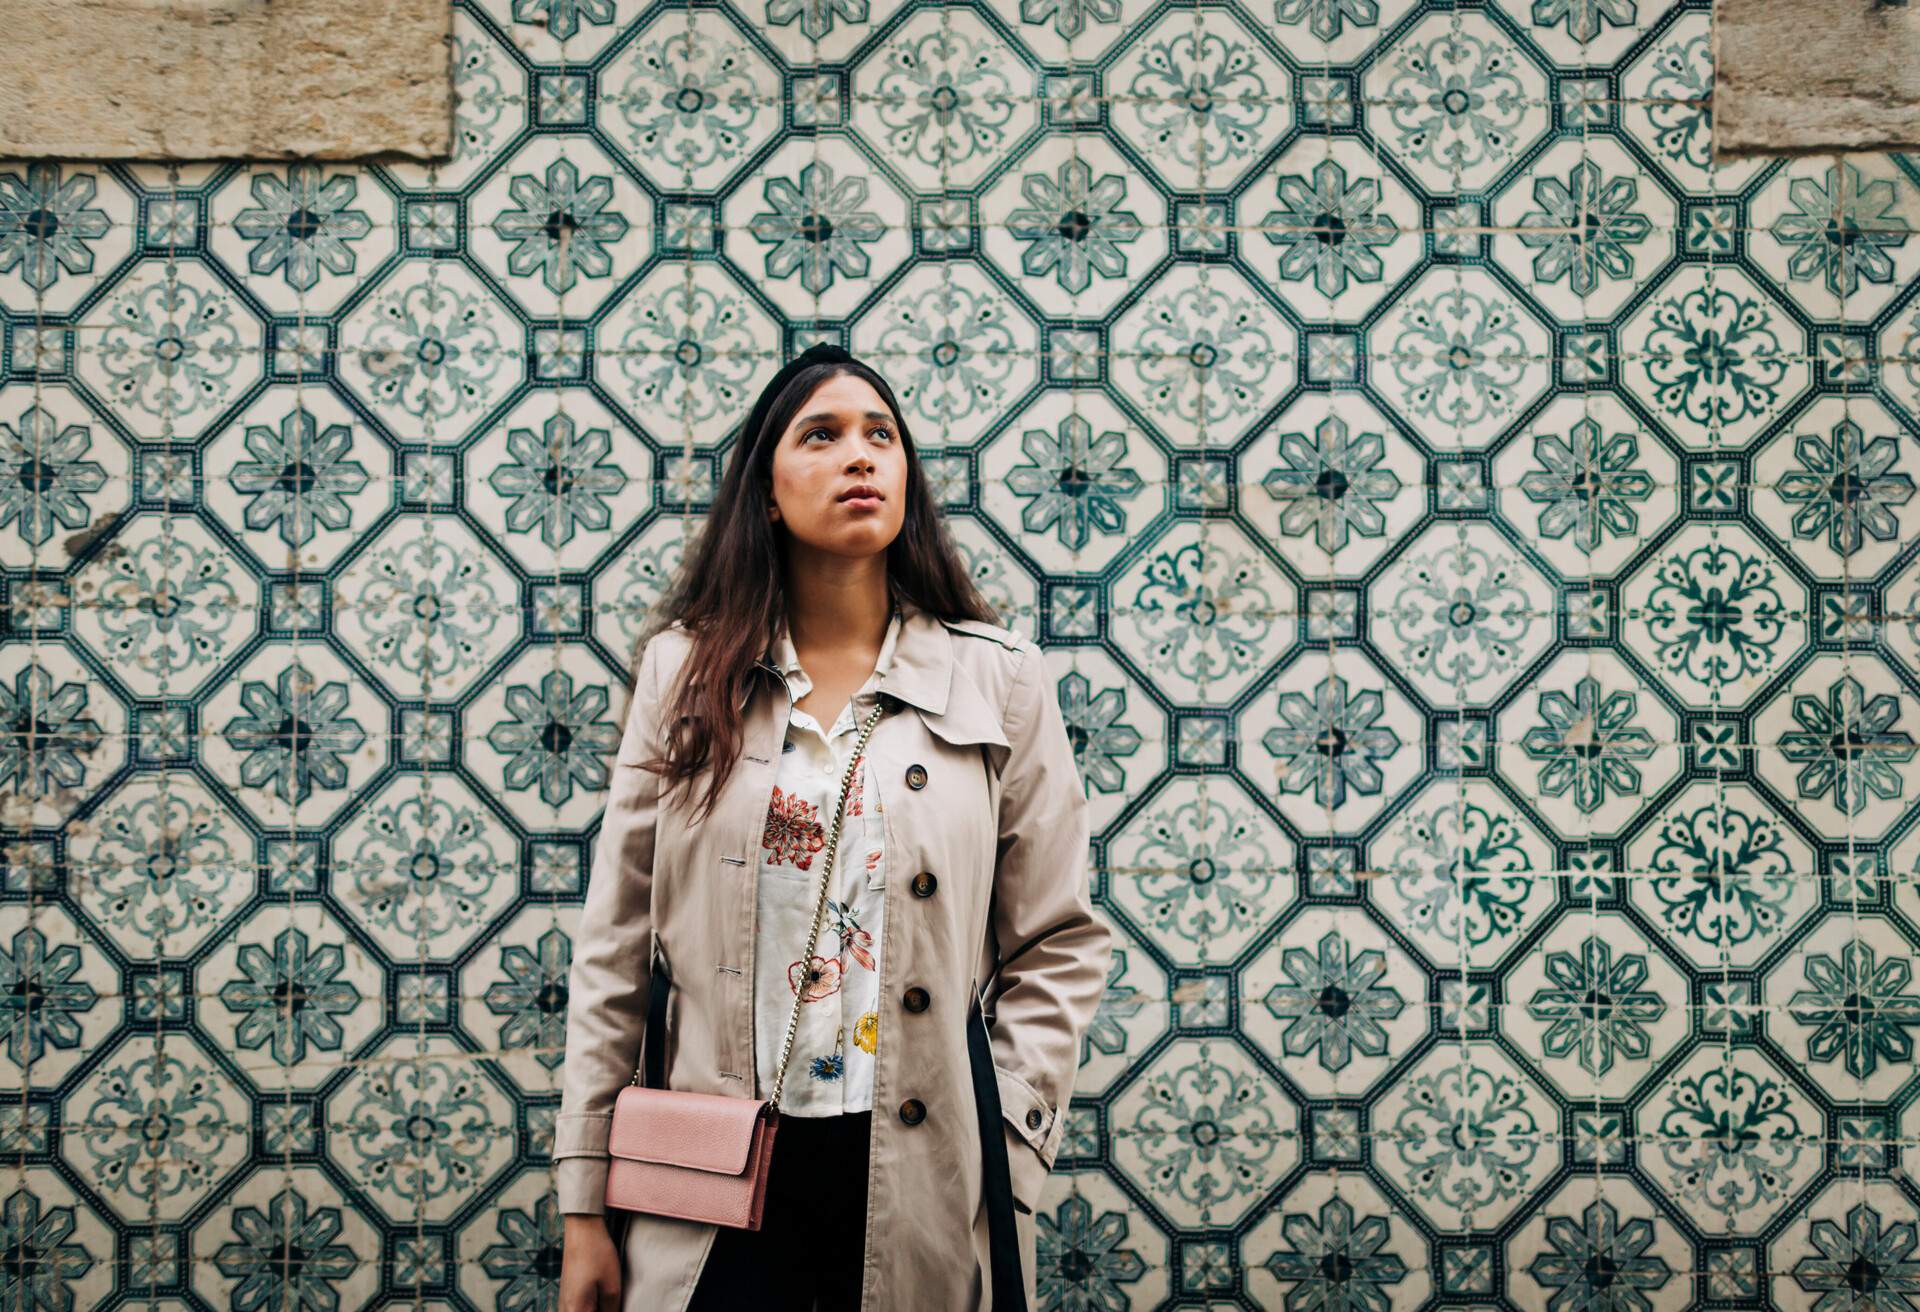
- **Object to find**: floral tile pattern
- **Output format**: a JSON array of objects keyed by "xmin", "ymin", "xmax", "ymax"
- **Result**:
[{"xmin": 3, "ymin": 0, "xmax": 1920, "ymax": 1306}]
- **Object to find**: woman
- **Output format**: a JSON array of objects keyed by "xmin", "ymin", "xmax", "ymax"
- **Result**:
[{"xmin": 554, "ymin": 343, "xmax": 1113, "ymax": 1312}]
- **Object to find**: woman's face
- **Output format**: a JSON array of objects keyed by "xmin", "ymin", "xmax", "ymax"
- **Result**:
[{"xmin": 766, "ymin": 372, "xmax": 908, "ymax": 560}]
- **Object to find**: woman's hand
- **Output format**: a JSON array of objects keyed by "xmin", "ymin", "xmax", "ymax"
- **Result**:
[{"xmin": 560, "ymin": 1213, "xmax": 622, "ymax": 1312}]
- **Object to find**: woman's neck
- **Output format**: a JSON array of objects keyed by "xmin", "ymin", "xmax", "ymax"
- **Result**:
[{"xmin": 781, "ymin": 569, "xmax": 895, "ymax": 652}]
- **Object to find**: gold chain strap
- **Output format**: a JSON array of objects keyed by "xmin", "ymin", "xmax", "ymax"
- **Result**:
[{"xmin": 768, "ymin": 697, "xmax": 886, "ymax": 1109}]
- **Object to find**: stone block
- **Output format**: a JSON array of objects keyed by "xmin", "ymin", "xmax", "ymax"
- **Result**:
[
  {"xmin": 1714, "ymin": 0, "xmax": 1920, "ymax": 156},
  {"xmin": 1, "ymin": 0, "xmax": 451, "ymax": 160}
]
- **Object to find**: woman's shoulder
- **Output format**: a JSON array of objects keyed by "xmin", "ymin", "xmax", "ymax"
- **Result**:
[
  {"xmin": 637, "ymin": 620, "xmax": 696, "ymax": 685},
  {"xmin": 934, "ymin": 614, "xmax": 1046, "ymax": 717},
  {"xmin": 936, "ymin": 614, "xmax": 1029, "ymax": 655}
]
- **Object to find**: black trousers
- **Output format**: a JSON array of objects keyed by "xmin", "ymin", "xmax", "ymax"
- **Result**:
[{"xmin": 686, "ymin": 1110, "xmax": 873, "ymax": 1311}]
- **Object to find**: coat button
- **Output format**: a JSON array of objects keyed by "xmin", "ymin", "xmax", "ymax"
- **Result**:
[
  {"xmin": 899, "ymin": 1098, "xmax": 926, "ymax": 1125},
  {"xmin": 905, "ymin": 763, "xmax": 928, "ymax": 789},
  {"xmin": 903, "ymin": 985, "xmax": 930, "ymax": 1012},
  {"xmin": 911, "ymin": 871, "xmax": 937, "ymax": 898},
  {"xmin": 1026, "ymin": 1107, "xmax": 1044, "ymax": 1131}
]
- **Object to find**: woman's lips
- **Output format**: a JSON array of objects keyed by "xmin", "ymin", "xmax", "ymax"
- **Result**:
[{"xmin": 841, "ymin": 495, "xmax": 881, "ymax": 509}]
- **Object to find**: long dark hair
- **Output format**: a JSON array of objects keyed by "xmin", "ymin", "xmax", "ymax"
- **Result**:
[{"xmin": 628, "ymin": 356, "xmax": 998, "ymax": 824}]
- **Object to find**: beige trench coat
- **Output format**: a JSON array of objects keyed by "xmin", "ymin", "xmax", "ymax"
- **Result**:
[{"xmin": 555, "ymin": 601, "xmax": 1113, "ymax": 1311}]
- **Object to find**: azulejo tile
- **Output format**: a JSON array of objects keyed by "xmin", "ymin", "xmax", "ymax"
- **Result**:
[
  {"xmin": 1767, "ymin": 1178, "xmax": 1920, "ymax": 1312},
  {"xmin": 197, "ymin": 898, "xmax": 386, "ymax": 1091},
  {"xmin": 470, "ymin": 0, "xmax": 651, "ymax": 62},
  {"xmin": 978, "ymin": 133, "xmax": 1170, "ymax": 322},
  {"xmin": 1361, "ymin": 10, "xmax": 1553, "ymax": 196},
  {"xmin": 1103, "ymin": 11, "xmax": 1292, "ymax": 195},
  {"xmin": 1760, "ymin": 910, "xmax": 1920, "ymax": 1103},
  {"xmin": 464, "ymin": 389, "xmax": 657, "ymax": 574},
  {"xmin": 63, "ymin": 1027, "xmax": 254, "ymax": 1223},
  {"xmin": 1369, "ymin": 265, "xmax": 1557, "ymax": 453},
  {"xmin": 0, "ymin": 381, "xmax": 132, "ymax": 571},
  {"xmin": 1244, "ymin": 1171, "xmax": 1433, "ymax": 1310},
  {"xmin": 1242, "ymin": 905, "xmax": 1428, "ymax": 1100},
  {"xmin": 206, "ymin": 163, "xmax": 399, "ymax": 316},
  {"xmin": 1367, "ymin": 778, "xmax": 1560, "ymax": 971},
  {"xmin": 71, "ymin": 512, "xmax": 257, "ymax": 699},
  {"xmin": 1109, "ymin": 517, "xmax": 1300, "ymax": 704},
  {"xmin": 1486, "ymin": 134, "xmax": 1683, "ymax": 325},
  {"xmin": 1751, "ymin": 394, "xmax": 1920, "ymax": 580},
  {"xmin": 70, "ymin": 255, "xmax": 266, "ymax": 445},
  {"xmin": 383, "ymin": 13, "xmax": 529, "ymax": 194},
  {"xmin": 0, "ymin": 640, "xmax": 129, "ymax": 831},
  {"xmin": 1620, "ymin": 262, "xmax": 1816, "ymax": 452},
  {"xmin": 204, "ymin": 383, "xmax": 394, "ymax": 572},
  {"xmin": 1621, "ymin": 779, "xmax": 1822, "ymax": 971},
  {"xmin": 467, "ymin": 135, "xmax": 657, "ymax": 320},
  {"xmin": 1241, "ymin": 136, "xmax": 1426, "ymax": 325},
  {"xmin": 1618, "ymin": 520, "xmax": 1812, "ymax": 711},
  {"xmin": 719, "ymin": 134, "xmax": 915, "ymax": 321},
  {"xmin": 1493, "ymin": 648, "xmax": 1689, "ymax": 841},
  {"xmin": 1503, "ymin": 1176, "xmax": 1695, "ymax": 1312},
  {"xmin": 1106, "ymin": 774, "xmax": 1298, "ymax": 967},
  {"xmin": 1637, "ymin": 1043, "xmax": 1825, "ymax": 1238},
  {"xmin": 1367, "ymin": 520, "xmax": 1560, "ymax": 706},
  {"xmin": 67, "ymin": 779, "xmax": 249, "ymax": 952},
  {"xmin": 848, "ymin": 5, "xmax": 1042, "ymax": 194},
  {"xmin": 336, "ymin": 258, "xmax": 524, "ymax": 442},
  {"xmin": 851, "ymin": 258, "xmax": 1045, "ymax": 448},
  {"xmin": 1038, "ymin": 1166, "xmax": 1172, "ymax": 1308},
  {"xmin": 1109, "ymin": 263, "xmax": 1298, "ymax": 450},
  {"xmin": 0, "ymin": 162, "xmax": 138, "ymax": 316},
  {"xmin": 1108, "ymin": 1035, "xmax": 1301, "ymax": 1229},
  {"xmin": 1753, "ymin": 652, "xmax": 1920, "ymax": 842},
  {"xmin": 1236, "ymin": 392, "xmax": 1426, "ymax": 578},
  {"xmin": 1243, "ymin": 648, "xmax": 1427, "ymax": 835},
  {"xmin": 1490, "ymin": 392, "xmax": 1685, "ymax": 578},
  {"xmin": 1500, "ymin": 908, "xmax": 1693, "ymax": 1101},
  {"xmin": 979, "ymin": 387, "xmax": 1167, "ymax": 575},
  {"xmin": 1746, "ymin": 155, "xmax": 1920, "ymax": 324},
  {"xmin": 1374, "ymin": 1039, "xmax": 1560, "ymax": 1232}
]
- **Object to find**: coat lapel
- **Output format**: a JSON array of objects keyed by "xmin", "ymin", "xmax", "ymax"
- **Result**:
[{"xmin": 734, "ymin": 602, "xmax": 1009, "ymax": 751}]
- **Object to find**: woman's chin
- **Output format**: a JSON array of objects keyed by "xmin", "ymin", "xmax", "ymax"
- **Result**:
[{"xmin": 791, "ymin": 526, "xmax": 899, "ymax": 557}]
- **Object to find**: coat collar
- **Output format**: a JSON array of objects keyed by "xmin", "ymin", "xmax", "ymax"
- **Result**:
[{"xmin": 739, "ymin": 600, "xmax": 1008, "ymax": 749}]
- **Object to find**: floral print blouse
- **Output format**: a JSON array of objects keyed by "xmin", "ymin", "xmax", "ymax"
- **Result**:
[{"xmin": 752, "ymin": 606, "xmax": 903, "ymax": 1116}]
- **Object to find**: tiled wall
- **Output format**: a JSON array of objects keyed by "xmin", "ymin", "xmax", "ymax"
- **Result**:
[{"xmin": 5, "ymin": 0, "xmax": 1920, "ymax": 1305}]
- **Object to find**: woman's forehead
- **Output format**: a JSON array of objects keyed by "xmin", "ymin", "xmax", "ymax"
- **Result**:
[{"xmin": 797, "ymin": 372, "xmax": 887, "ymax": 412}]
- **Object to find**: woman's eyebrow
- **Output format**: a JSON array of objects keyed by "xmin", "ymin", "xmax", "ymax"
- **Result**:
[{"xmin": 792, "ymin": 409, "xmax": 892, "ymax": 428}]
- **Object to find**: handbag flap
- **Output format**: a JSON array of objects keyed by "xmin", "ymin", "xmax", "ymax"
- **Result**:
[{"xmin": 606, "ymin": 1084, "xmax": 769, "ymax": 1175}]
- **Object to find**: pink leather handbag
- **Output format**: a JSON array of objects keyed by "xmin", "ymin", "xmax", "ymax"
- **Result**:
[{"xmin": 601, "ymin": 699, "xmax": 887, "ymax": 1229}]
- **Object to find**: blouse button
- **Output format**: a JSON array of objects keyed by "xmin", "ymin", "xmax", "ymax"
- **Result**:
[
  {"xmin": 903, "ymin": 985, "xmax": 930, "ymax": 1013},
  {"xmin": 911, "ymin": 871, "xmax": 937, "ymax": 898},
  {"xmin": 899, "ymin": 1098, "xmax": 927, "ymax": 1126},
  {"xmin": 905, "ymin": 763, "xmax": 928, "ymax": 789}
]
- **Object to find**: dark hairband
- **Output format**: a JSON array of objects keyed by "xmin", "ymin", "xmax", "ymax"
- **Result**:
[{"xmin": 737, "ymin": 342, "xmax": 862, "ymax": 454}]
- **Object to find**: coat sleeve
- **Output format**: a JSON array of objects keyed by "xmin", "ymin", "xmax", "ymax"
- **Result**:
[
  {"xmin": 986, "ymin": 638, "xmax": 1114, "ymax": 1212},
  {"xmin": 553, "ymin": 635, "xmax": 666, "ymax": 1214}
]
